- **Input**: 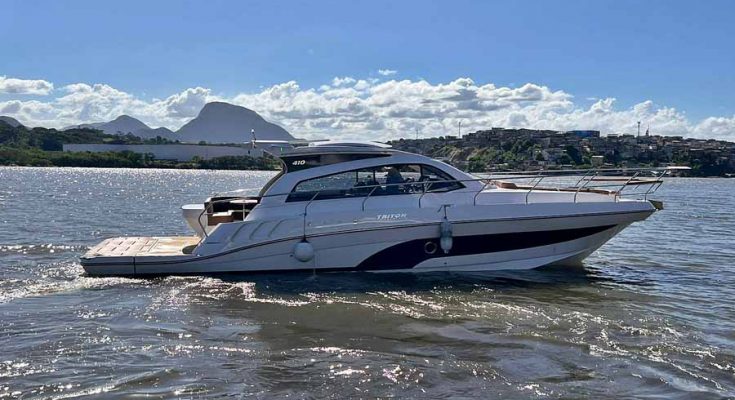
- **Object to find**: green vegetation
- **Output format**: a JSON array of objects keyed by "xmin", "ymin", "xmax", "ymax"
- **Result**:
[
  {"xmin": 0, "ymin": 123, "xmax": 279, "ymax": 170},
  {"xmin": 192, "ymin": 155, "xmax": 277, "ymax": 170},
  {"xmin": 391, "ymin": 132, "xmax": 735, "ymax": 177},
  {"xmin": 0, "ymin": 124, "xmax": 178, "ymax": 150},
  {"xmin": 467, "ymin": 148, "xmax": 499, "ymax": 172}
]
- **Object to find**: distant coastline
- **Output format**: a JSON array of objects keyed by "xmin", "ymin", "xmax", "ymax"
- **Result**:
[{"xmin": 2, "ymin": 122, "xmax": 734, "ymax": 177}]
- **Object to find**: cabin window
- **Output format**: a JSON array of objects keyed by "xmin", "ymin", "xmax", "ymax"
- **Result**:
[
  {"xmin": 286, "ymin": 164, "xmax": 464, "ymax": 202},
  {"xmin": 417, "ymin": 165, "xmax": 465, "ymax": 193}
]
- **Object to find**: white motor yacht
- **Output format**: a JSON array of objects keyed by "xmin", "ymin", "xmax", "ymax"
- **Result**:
[{"xmin": 81, "ymin": 141, "xmax": 669, "ymax": 276}]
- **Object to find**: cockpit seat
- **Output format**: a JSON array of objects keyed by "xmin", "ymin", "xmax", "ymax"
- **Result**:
[{"xmin": 208, "ymin": 210, "xmax": 240, "ymax": 225}]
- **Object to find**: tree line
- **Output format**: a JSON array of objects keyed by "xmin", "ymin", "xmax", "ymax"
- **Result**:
[{"xmin": 0, "ymin": 123, "xmax": 279, "ymax": 170}]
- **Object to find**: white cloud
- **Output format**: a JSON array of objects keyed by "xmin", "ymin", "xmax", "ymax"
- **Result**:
[
  {"xmin": 377, "ymin": 69, "xmax": 397, "ymax": 76},
  {"xmin": 693, "ymin": 115, "xmax": 735, "ymax": 138},
  {"xmin": 332, "ymin": 76, "xmax": 356, "ymax": 87},
  {"xmin": 0, "ymin": 75, "xmax": 733, "ymax": 141},
  {"xmin": 0, "ymin": 76, "xmax": 54, "ymax": 95},
  {"xmin": 156, "ymin": 87, "xmax": 214, "ymax": 119}
]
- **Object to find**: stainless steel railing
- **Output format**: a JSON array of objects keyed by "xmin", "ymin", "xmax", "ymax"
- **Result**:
[{"xmin": 196, "ymin": 166, "xmax": 678, "ymax": 239}]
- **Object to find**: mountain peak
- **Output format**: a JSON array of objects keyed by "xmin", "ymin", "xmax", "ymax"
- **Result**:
[
  {"xmin": 113, "ymin": 114, "xmax": 143, "ymax": 122},
  {"xmin": 61, "ymin": 114, "xmax": 177, "ymax": 140},
  {"xmin": 198, "ymin": 102, "xmax": 259, "ymax": 118},
  {"xmin": 0, "ymin": 116, "xmax": 24, "ymax": 128},
  {"xmin": 60, "ymin": 102, "xmax": 291, "ymax": 143},
  {"xmin": 177, "ymin": 102, "xmax": 292, "ymax": 143},
  {"xmin": 203, "ymin": 101, "xmax": 241, "ymax": 109},
  {"xmin": 105, "ymin": 115, "xmax": 150, "ymax": 132}
]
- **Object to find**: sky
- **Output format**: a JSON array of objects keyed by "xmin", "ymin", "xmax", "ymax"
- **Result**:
[{"xmin": 1, "ymin": 0, "xmax": 734, "ymax": 140}]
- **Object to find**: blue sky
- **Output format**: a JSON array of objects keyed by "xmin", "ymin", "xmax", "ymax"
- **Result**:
[{"xmin": 1, "ymin": 0, "xmax": 734, "ymax": 139}]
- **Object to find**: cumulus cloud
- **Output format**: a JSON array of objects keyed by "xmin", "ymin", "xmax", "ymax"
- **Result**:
[
  {"xmin": 0, "ymin": 83, "xmax": 219, "ymax": 129},
  {"xmin": 693, "ymin": 115, "xmax": 735, "ymax": 138},
  {"xmin": 157, "ymin": 87, "xmax": 213, "ymax": 119},
  {"xmin": 0, "ymin": 75, "xmax": 733, "ymax": 141},
  {"xmin": 378, "ymin": 69, "xmax": 398, "ymax": 76},
  {"xmin": 332, "ymin": 76, "xmax": 356, "ymax": 87},
  {"xmin": 0, "ymin": 76, "xmax": 54, "ymax": 95}
]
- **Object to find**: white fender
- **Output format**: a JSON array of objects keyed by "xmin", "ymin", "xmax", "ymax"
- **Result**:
[
  {"xmin": 440, "ymin": 217, "xmax": 453, "ymax": 254},
  {"xmin": 293, "ymin": 240, "xmax": 314, "ymax": 262}
]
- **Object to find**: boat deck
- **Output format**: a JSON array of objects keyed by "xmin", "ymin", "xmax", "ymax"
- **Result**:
[{"xmin": 84, "ymin": 236, "xmax": 200, "ymax": 258}]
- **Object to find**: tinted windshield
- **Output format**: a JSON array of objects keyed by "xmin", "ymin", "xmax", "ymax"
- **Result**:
[{"xmin": 287, "ymin": 164, "xmax": 463, "ymax": 202}]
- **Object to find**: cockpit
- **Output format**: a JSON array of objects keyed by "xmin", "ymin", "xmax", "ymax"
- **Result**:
[{"xmin": 190, "ymin": 142, "xmax": 475, "ymax": 234}]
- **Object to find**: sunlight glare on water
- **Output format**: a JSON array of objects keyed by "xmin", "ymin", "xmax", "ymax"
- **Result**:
[{"xmin": 0, "ymin": 167, "xmax": 733, "ymax": 398}]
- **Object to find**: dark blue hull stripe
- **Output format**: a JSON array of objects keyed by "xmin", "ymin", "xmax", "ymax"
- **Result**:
[{"xmin": 356, "ymin": 225, "xmax": 615, "ymax": 271}]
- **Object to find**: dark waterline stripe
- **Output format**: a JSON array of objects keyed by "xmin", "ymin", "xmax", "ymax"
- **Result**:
[{"xmin": 356, "ymin": 225, "xmax": 616, "ymax": 271}]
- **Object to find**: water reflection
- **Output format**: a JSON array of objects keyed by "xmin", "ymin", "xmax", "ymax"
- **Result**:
[{"xmin": 208, "ymin": 265, "xmax": 608, "ymax": 293}]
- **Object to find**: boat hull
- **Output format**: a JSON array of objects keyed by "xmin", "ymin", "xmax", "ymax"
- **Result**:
[{"xmin": 81, "ymin": 208, "xmax": 649, "ymax": 276}]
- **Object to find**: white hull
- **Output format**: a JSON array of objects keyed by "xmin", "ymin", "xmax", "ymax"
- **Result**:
[{"xmin": 81, "ymin": 207, "xmax": 647, "ymax": 276}]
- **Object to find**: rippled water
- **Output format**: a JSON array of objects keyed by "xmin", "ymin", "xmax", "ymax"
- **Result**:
[{"xmin": 0, "ymin": 166, "xmax": 733, "ymax": 399}]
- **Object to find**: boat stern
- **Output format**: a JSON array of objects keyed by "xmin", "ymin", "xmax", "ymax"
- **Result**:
[{"xmin": 81, "ymin": 236, "xmax": 200, "ymax": 276}]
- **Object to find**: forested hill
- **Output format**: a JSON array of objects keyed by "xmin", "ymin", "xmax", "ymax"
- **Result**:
[
  {"xmin": 0, "ymin": 123, "xmax": 173, "ymax": 151},
  {"xmin": 0, "ymin": 123, "xmax": 276, "ymax": 170}
]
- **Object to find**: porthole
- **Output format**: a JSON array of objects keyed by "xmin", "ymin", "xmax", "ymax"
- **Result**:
[{"xmin": 424, "ymin": 241, "xmax": 438, "ymax": 255}]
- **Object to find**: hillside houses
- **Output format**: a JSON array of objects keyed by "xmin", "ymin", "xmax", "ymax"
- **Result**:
[{"xmin": 390, "ymin": 127, "xmax": 735, "ymax": 176}]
